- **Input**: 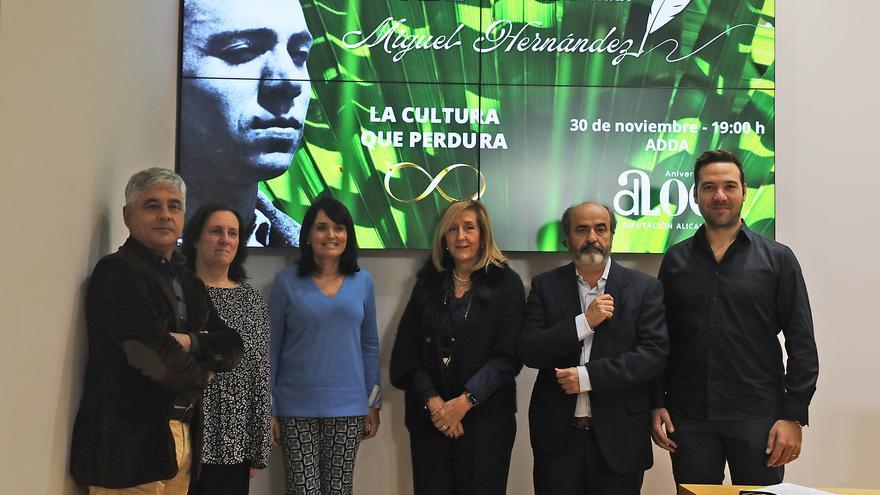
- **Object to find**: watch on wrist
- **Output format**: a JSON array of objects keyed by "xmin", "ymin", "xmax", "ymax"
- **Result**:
[{"xmin": 465, "ymin": 391, "xmax": 479, "ymax": 407}]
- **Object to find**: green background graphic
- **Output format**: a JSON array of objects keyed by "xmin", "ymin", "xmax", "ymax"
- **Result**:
[{"xmin": 179, "ymin": 0, "xmax": 776, "ymax": 252}]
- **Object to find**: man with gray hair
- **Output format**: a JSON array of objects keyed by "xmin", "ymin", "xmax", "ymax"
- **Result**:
[
  {"xmin": 71, "ymin": 167, "xmax": 243, "ymax": 494},
  {"xmin": 519, "ymin": 201, "xmax": 668, "ymax": 495}
]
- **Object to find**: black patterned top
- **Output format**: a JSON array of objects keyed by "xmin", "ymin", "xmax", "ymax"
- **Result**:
[{"xmin": 200, "ymin": 282, "xmax": 272, "ymax": 468}]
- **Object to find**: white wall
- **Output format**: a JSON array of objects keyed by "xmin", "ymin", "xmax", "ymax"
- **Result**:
[
  {"xmin": 1, "ymin": 1, "xmax": 878, "ymax": 493},
  {"xmin": 772, "ymin": 3, "xmax": 880, "ymax": 487},
  {"xmin": 0, "ymin": 1, "xmax": 180, "ymax": 493}
]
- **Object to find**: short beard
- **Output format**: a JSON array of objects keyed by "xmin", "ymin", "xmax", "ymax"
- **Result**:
[
  {"xmin": 584, "ymin": 250, "xmax": 606, "ymax": 265},
  {"xmin": 576, "ymin": 245, "xmax": 607, "ymax": 266},
  {"xmin": 703, "ymin": 205, "xmax": 743, "ymax": 230}
]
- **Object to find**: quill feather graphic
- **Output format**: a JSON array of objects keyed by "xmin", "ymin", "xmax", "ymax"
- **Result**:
[{"xmin": 639, "ymin": 0, "xmax": 692, "ymax": 54}]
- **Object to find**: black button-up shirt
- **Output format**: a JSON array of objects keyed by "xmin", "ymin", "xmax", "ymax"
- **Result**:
[
  {"xmin": 653, "ymin": 224, "xmax": 818, "ymax": 425},
  {"xmin": 127, "ymin": 238, "xmax": 189, "ymax": 327},
  {"xmin": 124, "ymin": 237, "xmax": 207, "ymax": 418}
]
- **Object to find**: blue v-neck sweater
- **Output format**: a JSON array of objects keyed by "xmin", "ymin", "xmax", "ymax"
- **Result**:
[{"xmin": 269, "ymin": 266, "xmax": 379, "ymax": 417}]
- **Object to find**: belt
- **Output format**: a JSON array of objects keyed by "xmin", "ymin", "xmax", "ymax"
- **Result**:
[{"xmin": 573, "ymin": 416, "xmax": 593, "ymax": 430}]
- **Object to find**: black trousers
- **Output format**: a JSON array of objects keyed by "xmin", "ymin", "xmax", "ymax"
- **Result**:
[
  {"xmin": 533, "ymin": 427, "xmax": 643, "ymax": 495},
  {"xmin": 669, "ymin": 414, "xmax": 784, "ymax": 486},
  {"xmin": 408, "ymin": 413, "xmax": 516, "ymax": 495},
  {"xmin": 189, "ymin": 461, "xmax": 250, "ymax": 495}
]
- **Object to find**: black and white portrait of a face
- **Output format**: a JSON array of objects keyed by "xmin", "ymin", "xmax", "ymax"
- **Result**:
[{"xmin": 179, "ymin": 0, "xmax": 313, "ymax": 247}]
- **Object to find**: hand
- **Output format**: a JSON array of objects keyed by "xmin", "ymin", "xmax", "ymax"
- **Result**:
[
  {"xmin": 766, "ymin": 419, "xmax": 802, "ymax": 467},
  {"xmin": 431, "ymin": 395, "xmax": 471, "ymax": 433},
  {"xmin": 205, "ymin": 370, "xmax": 216, "ymax": 383},
  {"xmin": 555, "ymin": 367, "xmax": 581, "ymax": 395},
  {"xmin": 650, "ymin": 408, "xmax": 678, "ymax": 452},
  {"xmin": 170, "ymin": 332, "xmax": 192, "ymax": 352},
  {"xmin": 426, "ymin": 395, "xmax": 445, "ymax": 415},
  {"xmin": 271, "ymin": 416, "xmax": 282, "ymax": 447},
  {"xmin": 249, "ymin": 468, "xmax": 260, "ymax": 479},
  {"xmin": 585, "ymin": 294, "xmax": 614, "ymax": 328},
  {"xmin": 444, "ymin": 422, "xmax": 464, "ymax": 439},
  {"xmin": 363, "ymin": 407, "xmax": 380, "ymax": 440}
]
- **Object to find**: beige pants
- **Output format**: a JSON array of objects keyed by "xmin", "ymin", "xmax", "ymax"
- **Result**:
[{"xmin": 90, "ymin": 420, "xmax": 191, "ymax": 495}]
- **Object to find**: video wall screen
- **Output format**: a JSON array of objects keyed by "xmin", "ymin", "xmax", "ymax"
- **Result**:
[{"xmin": 177, "ymin": 0, "xmax": 776, "ymax": 251}]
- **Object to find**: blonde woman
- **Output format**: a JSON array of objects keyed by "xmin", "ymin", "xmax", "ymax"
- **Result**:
[{"xmin": 390, "ymin": 200, "xmax": 525, "ymax": 495}]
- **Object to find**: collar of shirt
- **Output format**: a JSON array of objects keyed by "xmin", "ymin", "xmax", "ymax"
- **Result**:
[
  {"xmin": 575, "ymin": 256, "xmax": 612, "ymax": 292},
  {"xmin": 693, "ymin": 221, "xmax": 754, "ymax": 257},
  {"xmin": 575, "ymin": 257, "xmax": 611, "ymax": 314},
  {"xmin": 122, "ymin": 236, "xmax": 189, "ymax": 329},
  {"xmin": 124, "ymin": 236, "xmax": 187, "ymax": 273},
  {"xmin": 247, "ymin": 207, "xmax": 272, "ymax": 247}
]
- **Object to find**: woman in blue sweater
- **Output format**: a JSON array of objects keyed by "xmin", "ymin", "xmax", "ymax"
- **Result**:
[{"xmin": 269, "ymin": 197, "xmax": 380, "ymax": 495}]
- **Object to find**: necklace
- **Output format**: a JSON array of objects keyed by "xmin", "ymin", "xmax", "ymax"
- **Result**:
[
  {"xmin": 443, "ymin": 287, "xmax": 473, "ymax": 320},
  {"xmin": 452, "ymin": 270, "xmax": 471, "ymax": 283}
]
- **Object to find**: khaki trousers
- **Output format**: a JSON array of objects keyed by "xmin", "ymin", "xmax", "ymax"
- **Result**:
[{"xmin": 90, "ymin": 420, "xmax": 192, "ymax": 495}]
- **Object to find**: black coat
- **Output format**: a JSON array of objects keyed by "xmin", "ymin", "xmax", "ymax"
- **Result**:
[
  {"xmin": 390, "ymin": 261, "xmax": 526, "ymax": 427},
  {"xmin": 519, "ymin": 261, "xmax": 668, "ymax": 475},
  {"xmin": 70, "ymin": 238, "xmax": 243, "ymax": 488}
]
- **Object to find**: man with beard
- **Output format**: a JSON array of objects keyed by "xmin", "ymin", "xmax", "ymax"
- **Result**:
[
  {"xmin": 518, "ymin": 202, "xmax": 668, "ymax": 495},
  {"xmin": 179, "ymin": 0, "xmax": 313, "ymax": 246},
  {"xmin": 650, "ymin": 149, "xmax": 818, "ymax": 487}
]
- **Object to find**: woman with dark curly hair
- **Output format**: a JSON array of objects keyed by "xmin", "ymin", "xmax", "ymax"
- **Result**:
[
  {"xmin": 180, "ymin": 203, "xmax": 272, "ymax": 495},
  {"xmin": 390, "ymin": 200, "xmax": 526, "ymax": 495}
]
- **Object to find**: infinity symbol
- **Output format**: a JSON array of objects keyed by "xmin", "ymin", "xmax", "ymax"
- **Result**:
[{"xmin": 383, "ymin": 162, "xmax": 487, "ymax": 203}]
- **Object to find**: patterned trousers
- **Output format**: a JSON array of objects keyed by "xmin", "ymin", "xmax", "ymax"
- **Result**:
[{"xmin": 278, "ymin": 416, "xmax": 366, "ymax": 495}]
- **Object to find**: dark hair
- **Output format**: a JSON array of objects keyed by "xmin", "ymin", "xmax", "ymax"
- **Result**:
[
  {"xmin": 181, "ymin": 203, "xmax": 248, "ymax": 283},
  {"xmin": 560, "ymin": 201, "xmax": 617, "ymax": 246},
  {"xmin": 297, "ymin": 197, "xmax": 360, "ymax": 277},
  {"xmin": 694, "ymin": 149, "xmax": 745, "ymax": 187}
]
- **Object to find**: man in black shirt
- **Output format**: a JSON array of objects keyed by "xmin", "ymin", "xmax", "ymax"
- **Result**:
[{"xmin": 651, "ymin": 150, "xmax": 818, "ymax": 486}]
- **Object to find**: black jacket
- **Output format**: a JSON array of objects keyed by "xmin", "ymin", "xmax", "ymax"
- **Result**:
[
  {"xmin": 70, "ymin": 238, "xmax": 243, "ymax": 488},
  {"xmin": 390, "ymin": 261, "xmax": 525, "ymax": 428},
  {"xmin": 519, "ymin": 261, "xmax": 668, "ymax": 474}
]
